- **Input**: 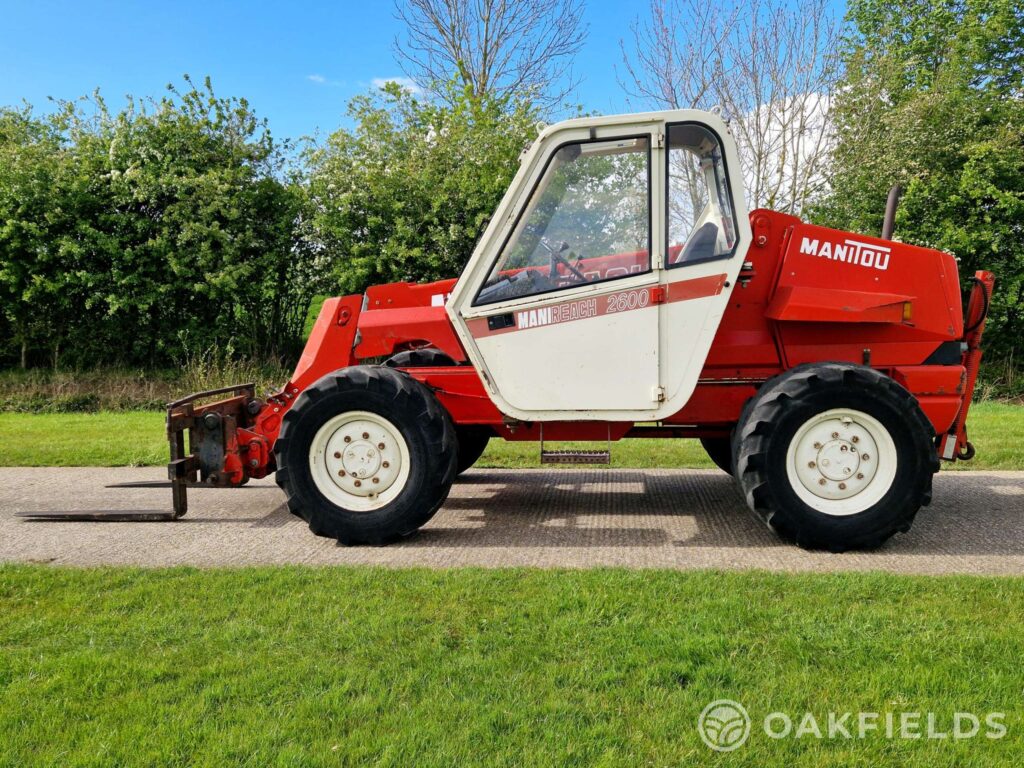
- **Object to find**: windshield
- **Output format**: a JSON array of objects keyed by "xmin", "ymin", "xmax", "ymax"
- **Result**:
[{"xmin": 475, "ymin": 136, "xmax": 651, "ymax": 306}]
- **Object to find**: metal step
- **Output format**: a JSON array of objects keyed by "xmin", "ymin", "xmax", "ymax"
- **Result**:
[
  {"xmin": 539, "ymin": 424, "xmax": 611, "ymax": 465},
  {"xmin": 540, "ymin": 449, "xmax": 611, "ymax": 465}
]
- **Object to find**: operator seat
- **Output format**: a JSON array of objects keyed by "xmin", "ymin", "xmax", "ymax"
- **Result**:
[{"xmin": 673, "ymin": 222, "xmax": 719, "ymax": 264}]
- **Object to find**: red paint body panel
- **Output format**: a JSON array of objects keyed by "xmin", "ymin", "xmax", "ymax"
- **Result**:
[
  {"xmin": 767, "ymin": 286, "xmax": 913, "ymax": 324},
  {"xmin": 216, "ymin": 209, "xmax": 988, "ymax": 485},
  {"xmin": 664, "ymin": 384, "xmax": 760, "ymax": 426},
  {"xmin": 291, "ymin": 296, "xmax": 360, "ymax": 387},
  {"xmin": 494, "ymin": 422, "xmax": 634, "ymax": 441},
  {"xmin": 407, "ymin": 367, "xmax": 502, "ymax": 424},
  {"xmin": 767, "ymin": 216, "xmax": 963, "ymax": 371},
  {"xmin": 365, "ymin": 279, "xmax": 457, "ymax": 309},
  {"xmin": 355, "ymin": 306, "xmax": 466, "ymax": 361}
]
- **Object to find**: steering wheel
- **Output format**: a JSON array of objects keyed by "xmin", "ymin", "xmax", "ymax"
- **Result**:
[
  {"xmin": 476, "ymin": 266, "xmax": 555, "ymax": 304},
  {"xmin": 540, "ymin": 238, "xmax": 587, "ymax": 283}
]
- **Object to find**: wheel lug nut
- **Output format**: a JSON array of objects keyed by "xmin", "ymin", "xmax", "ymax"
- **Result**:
[
  {"xmin": 831, "ymin": 432, "xmax": 839, "ymax": 438},
  {"xmin": 808, "ymin": 461, "xmax": 816, "ymax": 468},
  {"xmin": 344, "ymin": 436, "xmax": 351, "ymax": 443},
  {"xmin": 382, "ymin": 461, "xmax": 390, "ymax": 468},
  {"xmin": 857, "ymin": 473, "xmax": 864, "ymax": 479},
  {"xmin": 372, "ymin": 477, "xmax": 379, "ymax": 484},
  {"xmin": 354, "ymin": 480, "xmax": 361, "ymax": 487},
  {"xmin": 852, "ymin": 436, "xmax": 859, "ymax": 443},
  {"xmin": 818, "ymin": 478, "xmax": 826, "ymax": 486},
  {"xmin": 839, "ymin": 482, "xmax": 847, "ymax": 490},
  {"xmin": 362, "ymin": 432, "xmax": 369, "ymax": 439},
  {"xmin": 334, "ymin": 451, "xmax": 341, "ymax": 459},
  {"xmin": 813, "ymin": 442, "xmax": 822, "ymax": 449},
  {"xmin": 862, "ymin": 454, "xmax": 870, "ymax": 461},
  {"xmin": 378, "ymin": 443, "xmax": 385, "ymax": 450}
]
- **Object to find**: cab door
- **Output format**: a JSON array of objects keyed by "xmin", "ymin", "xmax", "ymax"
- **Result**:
[
  {"xmin": 656, "ymin": 120, "xmax": 752, "ymax": 410},
  {"xmin": 447, "ymin": 111, "xmax": 750, "ymax": 422}
]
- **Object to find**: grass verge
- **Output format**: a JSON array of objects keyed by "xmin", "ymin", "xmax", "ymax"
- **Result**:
[
  {"xmin": 0, "ymin": 401, "xmax": 1021, "ymax": 469},
  {"xmin": 0, "ymin": 565, "xmax": 1021, "ymax": 766},
  {"xmin": 0, "ymin": 359, "xmax": 290, "ymax": 414}
]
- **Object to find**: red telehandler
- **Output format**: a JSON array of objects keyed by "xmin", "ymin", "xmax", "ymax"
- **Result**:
[{"xmin": 155, "ymin": 109, "xmax": 993, "ymax": 551}]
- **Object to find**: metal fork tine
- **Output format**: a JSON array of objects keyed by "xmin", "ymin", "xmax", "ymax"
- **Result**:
[
  {"xmin": 104, "ymin": 481, "xmax": 259, "ymax": 489},
  {"xmin": 15, "ymin": 510, "xmax": 178, "ymax": 522}
]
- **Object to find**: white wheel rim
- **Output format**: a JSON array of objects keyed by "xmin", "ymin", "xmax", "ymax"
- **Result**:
[
  {"xmin": 309, "ymin": 411, "xmax": 411, "ymax": 512},
  {"xmin": 785, "ymin": 408, "xmax": 897, "ymax": 517}
]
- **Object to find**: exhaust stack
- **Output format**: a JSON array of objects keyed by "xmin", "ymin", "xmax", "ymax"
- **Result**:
[{"xmin": 882, "ymin": 184, "xmax": 903, "ymax": 240}]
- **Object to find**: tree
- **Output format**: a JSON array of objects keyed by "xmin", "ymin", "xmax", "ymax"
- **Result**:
[
  {"xmin": 620, "ymin": 0, "xmax": 843, "ymax": 215},
  {"xmin": 95, "ymin": 78, "xmax": 320, "ymax": 365},
  {"xmin": 0, "ymin": 106, "xmax": 67, "ymax": 367},
  {"xmin": 306, "ymin": 83, "xmax": 539, "ymax": 293},
  {"xmin": 815, "ymin": 0, "xmax": 1024, "ymax": 360},
  {"xmin": 0, "ymin": 102, "xmax": 106, "ymax": 369},
  {"xmin": 0, "ymin": 78, "xmax": 320, "ymax": 369},
  {"xmin": 393, "ymin": 0, "xmax": 587, "ymax": 108}
]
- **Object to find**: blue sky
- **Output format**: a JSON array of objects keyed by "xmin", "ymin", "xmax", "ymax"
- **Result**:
[{"xmin": 1, "ymin": 0, "xmax": 846, "ymax": 140}]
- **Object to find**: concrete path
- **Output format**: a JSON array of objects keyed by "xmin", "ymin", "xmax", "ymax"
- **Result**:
[{"xmin": 0, "ymin": 467, "xmax": 1022, "ymax": 574}]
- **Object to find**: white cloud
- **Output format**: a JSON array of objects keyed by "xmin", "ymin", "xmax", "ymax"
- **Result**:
[
  {"xmin": 307, "ymin": 74, "xmax": 344, "ymax": 87},
  {"xmin": 371, "ymin": 77, "xmax": 422, "ymax": 94}
]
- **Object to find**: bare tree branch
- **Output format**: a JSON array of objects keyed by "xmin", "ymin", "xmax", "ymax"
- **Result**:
[
  {"xmin": 620, "ymin": 0, "xmax": 842, "ymax": 215},
  {"xmin": 393, "ymin": 0, "xmax": 587, "ymax": 108}
]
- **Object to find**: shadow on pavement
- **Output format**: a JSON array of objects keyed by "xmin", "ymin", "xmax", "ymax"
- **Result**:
[{"xmin": 398, "ymin": 470, "xmax": 1024, "ymax": 556}]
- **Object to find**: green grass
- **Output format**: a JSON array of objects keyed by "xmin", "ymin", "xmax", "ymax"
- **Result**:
[
  {"xmin": 0, "ymin": 565, "xmax": 1021, "ymax": 766},
  {"xmin": 0, "ymin": 411, "xmax": 167, "ymax": 466},
  {"xmin": 1, "ymin": 401, "xmax": 1022, "ymax": 469}
]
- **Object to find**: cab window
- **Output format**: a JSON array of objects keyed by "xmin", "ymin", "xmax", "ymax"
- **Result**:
[
  {"xmin": 666, "ymin": 123, "xmax": 737, "ymax": 267},
  {"xmin": 475, "ymin": 136, "xmax": 651, "ymax": 306}
]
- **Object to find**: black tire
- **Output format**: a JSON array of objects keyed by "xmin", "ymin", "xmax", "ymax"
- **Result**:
[
  {"xmin": 454, "ymin": 425, "xmax": 491, "ymax": 474},
  {"xmin": 384, "ymin": 348, "xmax": 491, "ymax": 475},
  {"xmin": 275, "ymin": 365, "xmax": 457, "ymax": 545},
  {"xmin": 699, "ymin": 436, "xmax": 733, "ymax": 474},
  {"xmin": 734, "ymin": 363, "xmax": 938, "ymax": 552}
]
